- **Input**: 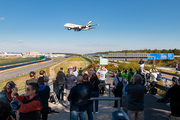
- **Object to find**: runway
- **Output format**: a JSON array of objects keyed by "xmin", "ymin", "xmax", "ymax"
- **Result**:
[
  {"xmin": 0, "ymin": 58, "xmax": 67, "ymax": 82},
  {"xmin": 0, "ymin": 58, "xmax": 52, "ymax": 71}
]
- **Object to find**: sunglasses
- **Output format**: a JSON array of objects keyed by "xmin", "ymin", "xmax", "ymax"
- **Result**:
[{"xmin": 26, "ymin": 88, "xmax": 31, "ymax": 91}]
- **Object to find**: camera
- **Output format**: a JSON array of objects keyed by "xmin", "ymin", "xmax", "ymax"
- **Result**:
[
  {"xmin": 172, "ymin": 77, "xmax": 178, "ymax": 84},
  {"xmin": 10, "ymin": 100, "xmax": 21, "ymax": 118},
  {"xmin": 9, "ymin": 83, "xmax": 16, "ymax": 89}
]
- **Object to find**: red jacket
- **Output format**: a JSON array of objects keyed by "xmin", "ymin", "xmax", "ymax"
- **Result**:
[{"xmin": 6, "ymin": 91, "xmax": 41, "ymax": 113}]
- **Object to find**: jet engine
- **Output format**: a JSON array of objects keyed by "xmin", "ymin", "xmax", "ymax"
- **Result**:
[{"xmin": 68, "ymin": 28, "xmax": 71, "ymax": 30}]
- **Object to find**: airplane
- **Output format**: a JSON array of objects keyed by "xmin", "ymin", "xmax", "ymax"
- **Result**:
[{"xmin": 64, "ymin": 21, "xmax": 99, "ymax": 31}]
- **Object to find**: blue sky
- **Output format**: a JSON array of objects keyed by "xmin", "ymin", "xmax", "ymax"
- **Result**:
[{"xmin": 0, "ymin": 0, "xmax": 180, "ymax": 54}]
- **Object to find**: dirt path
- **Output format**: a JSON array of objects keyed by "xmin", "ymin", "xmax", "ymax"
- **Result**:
[
  {"xmin": 49, "ymin": 58, "xmax": 70, "ymax": 81},
  {"xmin": 49, "ymin": 57, "xmax": 92, "ymax": 81}
]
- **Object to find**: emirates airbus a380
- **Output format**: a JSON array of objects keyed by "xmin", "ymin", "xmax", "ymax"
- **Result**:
[{"xmin": 64, "ymin": 21, "xmax": 99, "ymax": 31}]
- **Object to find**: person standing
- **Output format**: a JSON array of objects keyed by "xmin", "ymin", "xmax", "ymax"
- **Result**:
[
  {"xmin": 127, "ymin": 68, "xmax": 134, "ymax": 83},
  {"xmin": 122, "ymin": 69, "xmax": 128, "ymax": 95},
  {"xmin": 38, "ymin": 70, "xmax": 49, "ymax": 86},
  {"xmin": 37, "ymin": 77, "xmax": 50, "ymax": 120},
  {"xmin": 97, "ymin": 66, "xmax": 108, "ymax": 94},
  {"xmin": 113, "ymin": 72, "xmax": 123, "ymax": 108},
  {"xmin": 90, "ymin": 73, "xmax": 100, "ymax": 113},
  {"xmin": 88, "ymin": 68, "xmax": 95, "ymax": 78},
  {"xmin": 165, "ymin": 77, "xmax": 180, "ymax": 120},
  {"xmin": 83, "ymin": 74, "xmax": 95, "ymax": 120},
  {"xmin": 73, "ymin": 67, "xmax": 78, "ymax": 77},
  {"xmin": 68, "ymin": 76, "xmax": 91, "ymax": 120},
  {"xmin": 64, "ymin": 70, "xmax": 76, "ymax": 107},
  {"xmin": 55, "ymin": 67, "xmax": 65, "ymax": 100},
  {"xmin": 78, "ymin": 68, "xmax": 83, "ymax": 76},
  {"xmin": 136, "ymin": 69, "xmax": 145, "ymax": 85},
  {"xmin": 139, "ymin": 59, "xmax": 145, "ymax": 71},
  {"xmin": 26, "ymin": 71, "xmax": 37, "ymax": 85},
  {"xmin": 125, "ymin": 74, "xmax": 147, "ymax": 120}
]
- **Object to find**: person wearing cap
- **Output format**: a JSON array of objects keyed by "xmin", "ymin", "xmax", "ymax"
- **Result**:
[{"xmin": 26, "ymin": 71, "xmax": 37, "ymax": 85}]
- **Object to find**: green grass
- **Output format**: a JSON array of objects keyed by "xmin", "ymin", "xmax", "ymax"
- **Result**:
[
  {"xmin": 52, "ymin": 57, "xmax": 64, "ymax": 61},
  {"xmin": 54, "ymin": 56, "xmax": 91, "ymax": 75},
  {"xmin": 0, "ymin": 65, "xmax": 51, "ymax": 94}
]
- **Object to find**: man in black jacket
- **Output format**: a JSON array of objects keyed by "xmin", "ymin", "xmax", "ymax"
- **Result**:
[
  {"xmin": 55, "ymin": 67, "xmax": 65, "ymax": 100},
  {"xmin": 165, "ymin": 77, "xmax": 180, "ymax": 120},
  {"xmin": 68, "ymin": 75, "xmax": 91, "ymax": 120},
  {"xmin": 83, "ymin": 74, "xmax": 95, "ymax": 120},
  {"xmin": 37, "ymin": 77, "xmax": 50, "ymax": 120},
  {"xmin": 125, "ymin": 74, "xmax": 147, "ymax": 120}
]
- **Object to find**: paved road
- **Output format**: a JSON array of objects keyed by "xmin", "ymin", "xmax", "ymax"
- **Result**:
[
  {"xmin": 48, "ymin": 73, "xmax": 171, "ymax": 120},
  {"xmin": 157, "ymin": 66, "xmax": 180, "ymax": 73},
  {"xmin": 0, "ymin": 58, "xmax": 68, "ymax": 82}
]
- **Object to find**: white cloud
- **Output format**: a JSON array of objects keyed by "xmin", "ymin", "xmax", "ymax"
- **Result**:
[
  {"xmin": 15, "ymin": 40, "xmax": 23, "ymax": 43},
  {"xmin": 0, "ymin": 18, "xmax": 5, "ymax": 20}
]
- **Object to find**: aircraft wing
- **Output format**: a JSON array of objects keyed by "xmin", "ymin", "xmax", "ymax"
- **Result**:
[
  {"xmin": 88, "ymin": 24, "xmax": 99, "ymax": 27},
  {"xmin": 89, "ymin": 27, "xmax": 96, "ymax": 29}
]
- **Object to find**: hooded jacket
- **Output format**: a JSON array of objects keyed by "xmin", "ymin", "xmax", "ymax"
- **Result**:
[{"xmin": 38, "ymin": 85, "xmax": 50, "ymax": 109}]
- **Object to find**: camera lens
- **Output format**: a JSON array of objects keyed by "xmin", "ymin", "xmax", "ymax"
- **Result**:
[{"xmin": 10, "ymin": 100, "xmax": 21, "ymax": 118}]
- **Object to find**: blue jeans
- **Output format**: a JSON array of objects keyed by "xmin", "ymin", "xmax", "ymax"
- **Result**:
[
  {"xmin": 92, "ymin": 91, "xmax": 99, "ymax": 112},
  {"xmin": 123, "ymin": 82, "xmax": 127, "ymax": 95},
  {"xmin": 71, "ymin": 111, "xmax": 86, "ymax": 120},
  {"xmin": 86, "ymin": 104, "xmax": 93, "ymax": 120},
  {"xmin": 58, "ymin": 85, "xmax": 64, "ymax": 100}
]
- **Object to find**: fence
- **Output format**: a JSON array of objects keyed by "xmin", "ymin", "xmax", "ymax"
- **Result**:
[{"xmin": 81, "ymin": 56, "xmax": 94, "ymax": 73}]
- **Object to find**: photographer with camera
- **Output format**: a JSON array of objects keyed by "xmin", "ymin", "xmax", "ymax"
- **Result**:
[
  {"xmin": 165, "ymin": 77, "xmax": 180, "ymax": 120},
  {"xmin": 6, "ymin": 83, "xmax": 42, "ymax": 120},
  {"xmin": 0, "ymin": 101, "xmax": 20, "ymax": 120},
  {"xmin": 0, "ymin": 81, "xmax": 16, "ymax": 102}
]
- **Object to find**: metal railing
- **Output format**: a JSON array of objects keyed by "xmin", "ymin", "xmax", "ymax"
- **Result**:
[
  {"xmin": 99, "ymin": 83, "xmax": 111, "ymax": 97},
  {"xmin": 90, "ymin": 97, "xmax": 121, "ymax": 111}
]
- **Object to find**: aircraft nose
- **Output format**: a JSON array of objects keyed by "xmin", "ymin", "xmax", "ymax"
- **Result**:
[{"xmin": 64, "ymin": 23, "xmax": 69, "ymax": 27}]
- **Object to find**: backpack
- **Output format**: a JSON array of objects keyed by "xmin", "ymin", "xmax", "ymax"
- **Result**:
[{"xmin": 116, "ymin": 77, "xmax": 123, "ymax": 90}]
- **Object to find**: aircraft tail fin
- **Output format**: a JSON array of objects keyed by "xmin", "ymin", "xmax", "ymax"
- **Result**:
[{"xmin": 86, "ymin": 21, "xmax": 92, "ymax": 27}]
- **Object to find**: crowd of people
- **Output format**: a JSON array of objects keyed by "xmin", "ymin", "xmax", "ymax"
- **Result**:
[
  {"xmin": 0, "ymin": 61, "xmax": 180, "ymax": 120},
  {"xmin": 55, "ymin": 66, "xmax": 107, "ymax": 120},
  {"xmin": 112, "ymin": 64, "xmax": 180, "ymax": 120}
]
